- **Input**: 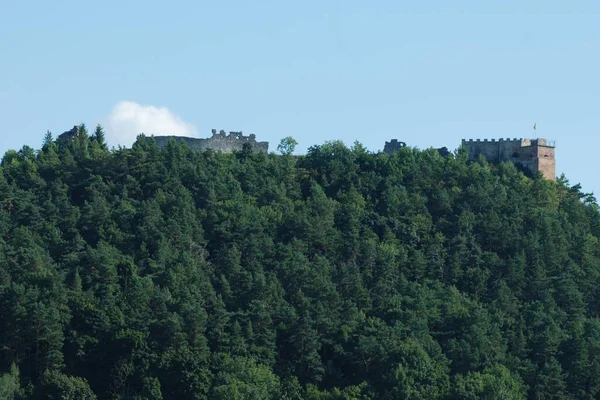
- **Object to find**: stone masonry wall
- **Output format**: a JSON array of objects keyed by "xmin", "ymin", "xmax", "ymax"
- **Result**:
[
  {"xmin": 461, "ymin": 138, "xmax": 555, "ymax": 180},
  {"xmin": 153, "ymin": 129, "xmax": 269, "ymax": 154},
  {"xmin": 57, "ymin": 126, "xmax": 80, "ymax": 142},
  {"xmin": 384, "ymin": 139, "xmax": 450, "ymax": 158},
  {"xmin": 383, "ymin": 139, "xmax": 407, "ymax": 155},
  {"xmin": 533, "ymin": 141, "xmax": 556, "ymax": 180}
]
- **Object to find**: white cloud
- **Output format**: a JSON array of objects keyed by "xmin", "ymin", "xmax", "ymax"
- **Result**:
[{"xmin": 104, "ymin": 101, "xmax": 197, "ymax": 146}]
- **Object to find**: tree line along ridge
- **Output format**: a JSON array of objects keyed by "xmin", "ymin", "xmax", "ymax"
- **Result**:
[{"xmin": 0, "ymin": 124, "xmax": 590, "ymax": 399}]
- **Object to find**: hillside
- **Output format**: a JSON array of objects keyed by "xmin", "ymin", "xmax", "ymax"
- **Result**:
[{"xmin": 1, "ymin": 126, "xmax": 600, "ymax": 399}]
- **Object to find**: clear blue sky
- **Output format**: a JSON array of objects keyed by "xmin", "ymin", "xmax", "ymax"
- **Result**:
[{"xmin": 1, "ymin": 1, "xmax": 598, "ymax": 195}]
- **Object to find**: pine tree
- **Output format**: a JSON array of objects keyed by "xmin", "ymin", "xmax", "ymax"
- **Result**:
[
  {"xmin": 43, "ymin": 131, "xmax": 54, "ymax": 147},
  {"xmin": 91, "ymin": 124, "xmax": 107, "ymax": 149}
]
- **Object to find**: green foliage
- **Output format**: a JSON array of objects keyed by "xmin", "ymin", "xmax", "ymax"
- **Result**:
[
  {"xmin": 0, "ymin": 363, "xmax": 23, "ymax": 399},
  {"xmin": 0, "ymin": 132, "xmax": 599, "ymax": 398},
  {"xmin": 40, "ymin": 370, "xmax": 96, "ymax": 399},
  {"xmin": 277, "ymin": 136, "xmax": 298, "ymax": 155},
  {"xmin": 305, "ymin": 382, "xmax": 372, "ymax": 399},
  {"xmin": 210, "ymin": 354, "xmax": 281, "ymax": 399},
  {"xmin": 452, "ymin": 365, "xmax": 526, "ymax": 399}
]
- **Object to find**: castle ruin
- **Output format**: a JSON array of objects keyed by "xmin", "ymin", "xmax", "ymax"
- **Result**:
[
  {"xmin": 57, "ymin": 125, "xmax": 555, "ymax": 180},
  {"xmin": 383, "ymin": 139, "xmax": 407, "ymax": 154},
  {"xmin": 57, "ymin": 126, "xmax": 269, "ymax": 154},
  {"xmin": 57, "ymin": 125, "xmax": 81, "ymax": 141},
  {"xmin": 384, "ymin": 139, "xmax": 451, "ymax": 158},
  {"xmin": 461, "ymin": 138, "xmax": 556, "ymax": 180},
  {"xmin": 153, "ymin": 129, "xmax": 269, "ymax": 154}
]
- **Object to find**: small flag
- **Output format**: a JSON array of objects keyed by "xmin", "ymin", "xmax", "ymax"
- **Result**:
[{"xmin": 533, "ymin": 123, "xmax": 536, "ymax": 130}]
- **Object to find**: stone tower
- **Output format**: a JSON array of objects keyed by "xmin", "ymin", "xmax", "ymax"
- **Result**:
[{"xmin": 461, "ymin": 138, "xmax": 556, "ymax": 180}]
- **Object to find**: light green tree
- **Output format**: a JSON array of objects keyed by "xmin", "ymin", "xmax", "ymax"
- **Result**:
[
  {"xmin": 0, "ymin": 363, "xmax": 22, "ymax": 399},
  {"xmin": 277, "ymin": 136, "xmax": 298, "ymax": 155}
]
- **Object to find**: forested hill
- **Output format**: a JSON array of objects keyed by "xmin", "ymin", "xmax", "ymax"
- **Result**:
[{"xmin": 1, "ymin": 127, "xmax": 600, "ymax": 400}]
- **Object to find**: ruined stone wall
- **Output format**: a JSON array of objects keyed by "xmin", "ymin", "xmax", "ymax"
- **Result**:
[
  {"xmin": 58, "ymin": 126, "xmax": 81, "ymax": 141},
  {"xmin": 384, "ymin": 139, "xmax": 450, "ymax": 158},
  {"xmin": 383, "ymin": 139, "xmax": 407, "ymax": 155},
  {"xmin": 153, "ymin": 129, "xmax": 269, "ymax": 154}
]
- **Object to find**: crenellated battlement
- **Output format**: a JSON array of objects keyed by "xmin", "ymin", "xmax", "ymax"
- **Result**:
[
  {"xmin": 462, "ymin": 138, "xmax": 530, "ymax": 145},
  {"xmin": 462, "ymin": 138, "xmax": 555, "ymax": 147},
  {"xmin": 461, "ymin": 137, "xmax": 555, "ymax": 180},
  {"xmin": 464, "ymin": 138, "xmax": 522, "ymax": 142}
]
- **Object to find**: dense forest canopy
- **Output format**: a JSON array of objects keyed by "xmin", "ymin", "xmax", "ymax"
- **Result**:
[{"xmin": 1, "ymin": 125, "xmax": 600, "ymax": 399}]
